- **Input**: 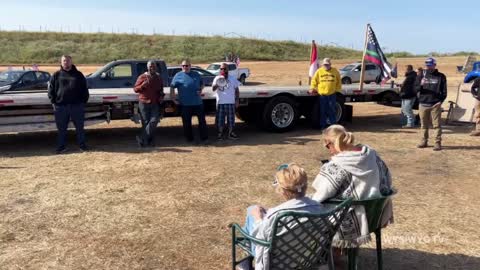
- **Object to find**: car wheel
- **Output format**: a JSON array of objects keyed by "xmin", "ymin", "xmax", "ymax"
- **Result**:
[
  {"xmin": 342, "ymin": 77, "xmax": 352, "ymax": 84},
  {"xmin": 239, "ymin": 74, "xmax": 246, "ymax": 85},
  {"xmin": 262, "ymin": 96, "xmax": 298, "ymax": 132}
]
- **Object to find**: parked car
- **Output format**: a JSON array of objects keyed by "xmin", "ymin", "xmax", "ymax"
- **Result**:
[
  {"xmin": 463, "ymin": 61, "xmax": 480, "ymax": 83},
  {"xmin": 0, "ymin": 70, "xmax": 51, "ymax": 93},
  {"xmin": 206, "ymin": 62, "xmax": 250, "ymax": 84},
  {"xmin": 167, "ymin": 66, "xmax": 215, "ymax": 86},
  {"xmin": 339, "ymin": 62, "xmax": 381, "ymax": 84},
  {"xmin": 86, "ymin": 59, "xmax": 168, "ymax": 89}
]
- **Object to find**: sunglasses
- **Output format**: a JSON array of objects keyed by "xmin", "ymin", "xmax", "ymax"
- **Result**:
[
  {"xmin": 182, "ymin": 65, "xmax": 190, "ymax": 67},
  {"xmin": 272, "ymin": 163, "xmax": 289, "ymax": 186},
  {"xmin": 220, "ymin": 68, "xmax": 227, "ymax": 70},
  {"xmin": 324, "ymin": 142, "xmax": 332, "ymax": 149}
]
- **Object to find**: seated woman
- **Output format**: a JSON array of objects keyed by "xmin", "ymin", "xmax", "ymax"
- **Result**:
[
  {"xmin": 311, "ymin": 124, "xmax": 394, "ymax": 248},
  {"xmin": 240, "ymin": 163, "xmax": 325, "ymax": 270}
]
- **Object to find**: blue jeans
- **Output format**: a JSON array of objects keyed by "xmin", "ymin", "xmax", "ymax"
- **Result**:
[
  {"xmin": 54, "ymin": 103, "xmax": 86, "ymax": 149},
  {"xmin": 401, "ymin": 98, "xmax": 416, "ymax": 127},
  {"xmin": 243, "ymin": 205, "xmax": 261, "ymax": 255},
  {"xmin": 138, "ymin": 102, "xmax": 160, "ymax": 144},
  {"xmin": 180, "ymin": 104, "xmax": 208, "ymax": 141},
  {"xmin": 318, "ymin": 95, "xmax": 337, "ymax": 128}
]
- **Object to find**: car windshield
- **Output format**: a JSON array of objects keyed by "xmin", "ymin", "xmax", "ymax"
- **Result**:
[
  {"xmin": 0, "ymin": 71, "xmax": 24, "ymax": 82},
  {"xmin": 206, "ymin": 64, "xmax": 220, "ymax": 71},
  {"xmin": 340, "ymin": 64, "xmax": 357, "ymax": 71}
]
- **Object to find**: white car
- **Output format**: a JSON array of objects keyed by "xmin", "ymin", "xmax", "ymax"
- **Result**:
[
  {"xmin": 339, "ymin": 62, "xmax": 381, "ymax": 84},
  {"xmin": 206, "ymin": 62, "xmax": 250, "ymax": 84}
]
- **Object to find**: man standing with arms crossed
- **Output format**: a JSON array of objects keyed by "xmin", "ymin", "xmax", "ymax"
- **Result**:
[
  {"xmin": 308, "ymin": 58, "xmax": 341, "ymax": 129},
  {"xmin": 170, "ymin": 59, "xmax": 208, "ymax": 143},
  {"xmin": 415, "ymin": 57, "xmax": 447, "ymax": 151},
  {"xmin": 48, "ymin": 55, "xmax": 89, "ymax": 154},
  {"xmin": 133, "ymin": 60, "xmax": 164, "ymax": 147}
]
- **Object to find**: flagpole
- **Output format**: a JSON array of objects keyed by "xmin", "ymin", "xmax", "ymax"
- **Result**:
[
  {"xmin": 309, "ymin": 40, "xmax": 314, "ymax": 85},
  {"xmin": 359, "ymin": 24, "xmax": 369, "ymax": 92}
]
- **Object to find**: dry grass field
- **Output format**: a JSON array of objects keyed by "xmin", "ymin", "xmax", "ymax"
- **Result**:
[{"xmin": 1, "ymin": 57, "xmax": 479, "ymax": 269}]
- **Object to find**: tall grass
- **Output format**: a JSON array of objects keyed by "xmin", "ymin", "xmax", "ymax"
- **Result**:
[{"xmin": 0, "ymin": 31, "xmax": 362, "ymax": 64}]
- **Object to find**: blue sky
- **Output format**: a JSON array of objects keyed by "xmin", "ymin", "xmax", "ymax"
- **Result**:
[{"xmin": 1, "ymin": 0, "xmax": 478, "ymax": 54}]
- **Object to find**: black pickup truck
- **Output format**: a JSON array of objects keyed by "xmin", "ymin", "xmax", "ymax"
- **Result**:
[{"xmin": 86, "ymin": 59, "xmax": 169, "ymax": 89}]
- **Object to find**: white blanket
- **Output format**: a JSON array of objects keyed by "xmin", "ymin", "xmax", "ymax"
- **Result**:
[{"xmin": 311, "ymin": 145, "xmax": 394, "ymax": 248}]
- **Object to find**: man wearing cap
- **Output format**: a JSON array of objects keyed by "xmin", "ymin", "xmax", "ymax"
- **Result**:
[
  {"xmin": 309, "ymin": 58, "xmax": 342, "ymax": 129},
  {"xmin": 415, "ymin": 57, "xmax": 447, "ymax": 151},
  {"xmin": 470, "ymin": 78, "xmax": 480, "ymax": 136},
  {"xmin": 133, "ymin": 60, "xmax": 164, "ymax": 147}
]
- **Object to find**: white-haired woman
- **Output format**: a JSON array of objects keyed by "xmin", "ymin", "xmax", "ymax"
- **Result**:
[
  {"xmin": 311, "ymin": 124, "xmax": 394, "ymax": 248},
  {"xmin": 240, "ymin": 163, "xmax": 325, "ymax": 270}
]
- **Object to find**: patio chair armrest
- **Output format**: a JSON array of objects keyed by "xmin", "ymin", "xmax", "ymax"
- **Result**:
[{"xmin": 229, "ymin": 223, "xmax": 271, "ymax": 247}]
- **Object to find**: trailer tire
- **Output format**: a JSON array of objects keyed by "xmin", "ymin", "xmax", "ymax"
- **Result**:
[{"xmin": 262, "ymin": 96, "xmax": 298, "ymax": 132}]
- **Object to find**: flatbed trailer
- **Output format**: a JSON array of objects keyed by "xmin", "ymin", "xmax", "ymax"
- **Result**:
[{"xmin": 0, "ymin": 83, "xmax": 400, "ymax": 134}]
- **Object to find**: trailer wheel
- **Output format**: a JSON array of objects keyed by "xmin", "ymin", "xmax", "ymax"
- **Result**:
[{"xmin": 262, "ymin": 96, "xmax": 298, "ymax": 132}]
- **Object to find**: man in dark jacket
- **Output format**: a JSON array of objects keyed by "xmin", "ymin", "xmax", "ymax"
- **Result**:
[
  {"xmin": 48, "ymin": 55, "xmax": 89, "ymax": 154},
  {"xmin": 470, "ymin": 78, "xmax": 480, "ymax": 136},
  {"xmin": 415, "ymin": 57, "xmax": 447, "ymax": 151},
  {"xmin": 400, "ymin": 65, "xmax": 417, "ymax": 128},
  {"xmin": 133, "ymin": 60, "xmax": 164, "ymax": 147}
]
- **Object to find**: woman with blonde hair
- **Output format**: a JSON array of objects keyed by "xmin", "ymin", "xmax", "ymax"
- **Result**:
[
  {"xmin": 239, "ymin": 163, "xmax": 325, "ymax": 270},
  {"xmin": 311, "ymin": 124, "xmax": 394, "ymax": 248}
]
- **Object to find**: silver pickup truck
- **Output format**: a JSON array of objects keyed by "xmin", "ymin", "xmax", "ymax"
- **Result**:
[{"xmin": 206, "ymin": 62, "xmax": 250, "ymax": 84}]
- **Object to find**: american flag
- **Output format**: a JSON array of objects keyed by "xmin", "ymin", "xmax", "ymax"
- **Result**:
[{"xmin": 364, "ymin": 24, "xmax": 396, "ymax": 82}]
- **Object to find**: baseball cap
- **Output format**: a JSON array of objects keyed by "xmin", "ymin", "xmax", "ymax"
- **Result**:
[
  {"xmin": 322, "ymin": 58, "xmax": 331, "ymax": 65},
  {"xmin": 425, "ymin": 57, "xmax": 436, "ymax": 67}
]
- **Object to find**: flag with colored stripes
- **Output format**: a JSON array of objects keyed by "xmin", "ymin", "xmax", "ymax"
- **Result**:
[
  {"xmin": 309, "ymin": 40, "xmax": 319, "ymax": 77},
  {"xmin": 364, "ymin": 25, "xmax": 396, "ymax": 82}
]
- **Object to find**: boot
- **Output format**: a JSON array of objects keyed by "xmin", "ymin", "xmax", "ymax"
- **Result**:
[
  {"xmin": 417, "ymin": 141, "xmax": 428, "ymax": 148},
  {"xmin": 433, "ymin": 142, "xmax": 442, "ymax": 151}
]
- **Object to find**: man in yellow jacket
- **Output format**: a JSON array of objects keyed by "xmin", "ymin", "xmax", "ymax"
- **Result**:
[{"xmin": 309, "ymin": 58, "xmax": 342, "ymax": 129}]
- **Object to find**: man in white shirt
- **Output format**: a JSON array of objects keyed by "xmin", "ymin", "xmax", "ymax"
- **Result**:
[{"xmin": 212, "ymin": 62, "xmax": 240, "ymax": 140}]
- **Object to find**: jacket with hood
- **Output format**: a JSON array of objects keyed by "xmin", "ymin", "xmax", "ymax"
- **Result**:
[
  {"xmin": 311, "ymin": 145, "xmax": 394, "ymax": 247},
  {"xmin": 414, "ymin": 68, "xmax": 447, "ymax": 106},
  {"xmin": 400, "ymin": 70, "xmax": 417, "ymax": 99},
  {"xmin": 48, "ymin": 65, "xmax": 89, "ymax": 105}
]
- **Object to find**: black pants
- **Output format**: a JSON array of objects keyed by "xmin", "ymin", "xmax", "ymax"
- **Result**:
[{"xmin": 180, "ymin": 104, "xmax": 208, "ymax": 142}]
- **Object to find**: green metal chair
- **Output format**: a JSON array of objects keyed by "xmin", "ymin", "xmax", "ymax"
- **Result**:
[
  {"xmin": 327, "ymin": 192, "xmax": 396, "ymax": 270},
  {"xmin": 229, "ymin": 198, "xmax": 352, "ymax": 270}
]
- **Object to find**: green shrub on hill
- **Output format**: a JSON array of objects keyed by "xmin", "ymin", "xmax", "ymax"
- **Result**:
[{"xmin": 0, "ymin": 31, "xmax": 362, "ymax": 64}]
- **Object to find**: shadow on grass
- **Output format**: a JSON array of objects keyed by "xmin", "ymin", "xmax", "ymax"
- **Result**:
[{"xmin": 355, "ymin": 248, "xmax": 479, "ymax": 270}]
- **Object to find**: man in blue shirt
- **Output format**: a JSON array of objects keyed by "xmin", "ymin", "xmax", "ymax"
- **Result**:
[{"xmin": 170, "ymin": 59, "xmax": 208, "ymax": 143}]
